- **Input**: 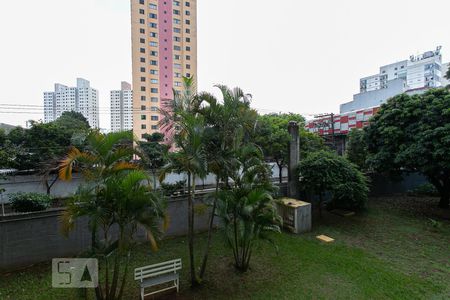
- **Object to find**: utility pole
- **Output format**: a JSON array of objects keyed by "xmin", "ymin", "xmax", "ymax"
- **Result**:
[{"xmin": 313, "ymin": 113, "xmax": 336, "ymax": 151}]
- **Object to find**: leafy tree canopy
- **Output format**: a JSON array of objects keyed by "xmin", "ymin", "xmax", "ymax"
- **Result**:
[
  {"xmin": 254, "ymin": 113, "xmax": 325, "ymax": 182},
  {"xmin": 346, "ymin": 129, "xmax": 368, "ymax": 170},
  {"xmin": 365, "ymin": 88, "xmax": 450, "ymax": 208}
]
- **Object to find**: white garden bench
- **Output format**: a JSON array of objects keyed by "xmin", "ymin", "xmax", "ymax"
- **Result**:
[{"xmin": 134, "ymin": 258, "xmax": 182, "ymax": 299}]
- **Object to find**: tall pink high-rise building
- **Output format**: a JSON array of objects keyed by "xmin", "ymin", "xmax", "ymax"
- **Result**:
[{"xmin": 131, "ymin": 0, "xmax": 197, "ymax": 140}]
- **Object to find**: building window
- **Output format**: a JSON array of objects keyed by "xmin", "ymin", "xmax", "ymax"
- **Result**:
[
  {"xmin": 151, "ymin": 88, "xmax": 158, "ymax": 93},
  {"xmin": 174, "ymin": 18, "xmax": 181, "ymax": 24},
  {"xmin": 151, "ymin": 116, "xmax": 159, "ymax": 121},
  {"xmin": 141, "ymin": 77, "xmax": 146, "ymax": 82},
  {"xmin": 149, "ymin": 3, "xmax": 157, "ymax": 9},
  {"xmin": 174, "ymin": 45, "xmax": 181, "ymax": 51},
  {"xmin": 185, "ymin": 10, "xmax": 190, "ymax": 16},
  {"xmin": 140, "ymin": 28, "xmax": 145, "ymax": 34},
  {"xmin": 174, "ymin": 27, "xmax": 181, "ymax": 33},
  {"xmin": 151, "ymin": 79, "xmax": 158, "ymax": 84},
  {"xmin": 151, "ymin": 97, "xmax": 158, "ymax": 102},
  {"xmin": 151, "ymin": 106, "xmax": 158, "ymax": 111},
  {"xmin": 150, "ymin": 69, "xmax": 158, "ymax": 75},
  {"xmin": 140, "ymin": 67, "xmax": 146, "ymax": 72},
  {"xmin": 140, "ymin": 38, "xmax": 145, "ymax": 43},
  {"xmin": 186, "ymin": 37, "xmax": 191, "ymax": 43},
  {"xmin": 141, "ymin": 86, "xmax": 146, "ymax": 91},
  {"xmin": 139, "ymin": 19, "xmax": 145, "ymax": 24},
  {"xmin": 140, "ymin": 48, "xmax": 145, "ymax": 53},
  {"xmin": 141, "ymin": 124, "xmax": 147, "ymax": 129},
  {"xmin": 186, "ymin": 64, "xmax": 191, "ymax": 69},
  {"xmin": 151, "ymin": 125, "xmax": 158, "ymax": 130},
  {"xmin": 149, "ymin": 13, "xmax": 157, "ymax": 19},
  {"xmin": 141, "ymin": 115, "xmax": 147, "ymax": 120},
  {"xmin": 174, "ymin": 54, "xmax": 180, "ymax": 60},
  {"xmin": 186, "ymin": 46, "xmax": 191, "ymax": 51},
  {"xmin": 186, "ymin": 55, "xmax": 190, "ymax": 60},
  {"xmin": 141, "ymin": 96, "xmax": 146, "ymax": 101},
  {"xmin": 174, "ymin": 36, "xmax": 181, "ymax": 42},
  {"xmin": 150, "ymin": 32, "xmax": 157, "ymax": 37},
  {"xmin": 150, "ymin": 22, "xmax": 157, "ymax": 28},
  {"xmin": 139, "ymin": 9, "xmax": 145, "ymax": 14},
  {"xmin": 149, "ymin": 41, "xmax": 158, "ymax": 47},
  {"xmin": 186, "ymin": 28, "xmax": 190, "ymax": 34},
  {"xmin": 139, "ymin": 0, "xmax": 145, "ymax": 4},
  {"xmin": 150, "ymin": 60, "xmax": 158, "ymax": 66},
  {"xmin": 140, "ymin": 57, "xmax": 146, "ymax": 63},
  {"xmin": 141, "ymin": 105, "xmax": 146, "ymax": 111},
  {"xmin": 150, "ymin": 51, "xmax": 158, "ymax": 56},
  {"xmin": 186, "ymin": 19, "xmax": 190, "ymax": 25},
  {"xmin": 173, "ymin": 9, "xmax": 180, "ymax": 15},
  {"xmin": 186, "ymin": 73, "xmax": 191, "ymax": 77}
]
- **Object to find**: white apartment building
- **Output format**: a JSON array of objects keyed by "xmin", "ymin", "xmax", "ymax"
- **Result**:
[
  {"xmin": 44, "ymin": 78, "xmax": 99, "ymax": 128},
  {"xmin": 110, "ymin": 82, "xmax": 133, "ymax": 132},
  {"xmin": 342, "ymin": 47, "xmax": 447, "ymax": 113}
]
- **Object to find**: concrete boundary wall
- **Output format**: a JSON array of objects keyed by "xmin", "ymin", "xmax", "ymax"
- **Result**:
[{"xmin": 0, "ymin": 196, "xmax": 213, "ymax": 271}]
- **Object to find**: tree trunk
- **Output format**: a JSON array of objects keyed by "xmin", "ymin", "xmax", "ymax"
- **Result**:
[
  {"xmin": 187, "ymin": 172, "xmax": 197, "ymax": 287},
  {"xmin": 277, "ymin": 162, "xmax": 283, "ymax": 184},
  {"xmin": 429, "ymin": 176, "xmax": 450, "ymax": 209},
  {"xmin": 199, "ymin": 175, "xmax": 219, "ymax": 279},
  {"xmin": 318, "ymin": 193, "xmax": 323, "ymax": 218}
]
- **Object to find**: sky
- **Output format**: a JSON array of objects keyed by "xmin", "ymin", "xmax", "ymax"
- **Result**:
[{"xmin": 1, "ymin": 0, "xmax": 450, "ymax": 129}]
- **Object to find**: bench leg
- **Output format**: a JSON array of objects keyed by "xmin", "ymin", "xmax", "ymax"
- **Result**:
[
  {"xmin": 141, "ymin": 287, "xmax": 144, "ymax": 300},
  {"xmin": 177, "ymin": 278, "xmax": 180, "ymax": 293}
]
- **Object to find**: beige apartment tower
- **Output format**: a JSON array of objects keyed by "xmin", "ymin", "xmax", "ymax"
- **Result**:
[{"xmin": 131, "ymin": 0, "xmax": 197, "ymax": 140}]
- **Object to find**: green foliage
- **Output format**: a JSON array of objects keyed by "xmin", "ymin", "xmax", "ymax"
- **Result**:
[
  {"xmin": 407, "ymin": 183, "xmax": 439, "ymax": 197},
  {"xmin": 60, "ymin": 131, "xmax": 166, "ymax": 300},
  {"xmin": 299, "ymin": 150, "xmax": 369, "ymax": 211},
  {"xmin": 365, "ymin": 88, "xmax": 450, "ymax": 208},
  {"xmin": 138, "ymin": 132, "xmax": 169, "ymax": 186},
  {"xmin": 217, "ymin": 145, "xmax": 281, "ymax": 272},
  {"xmin": 346, "ymin": 129, "xmax": 368, "ymax": 170},
  {"xmin": 160, "ymin": 180, "xmax": 186, "ymax": 196},
  {"xmin": 9, "ymin": 192, "xmax": 53, "ymax": 212}
]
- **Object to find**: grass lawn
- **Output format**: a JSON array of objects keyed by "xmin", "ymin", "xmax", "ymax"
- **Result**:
[{"xmin": 1, "ymin": 195, "xmax": 449, "ymax": 299}]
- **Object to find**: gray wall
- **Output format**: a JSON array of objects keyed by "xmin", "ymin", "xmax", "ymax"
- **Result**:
[
  {"xmin": 340, "ymin": 78, "xmax": 405, "ymax": 113},
  {"xmin": 0, "ymin": 196, "xmax": 213, "ymax": 271},
  {"xmin": 0, "ymin": 164, "xmax": 287, "ymax": 203},
  {"xmin": 369, "ymin": 172, "xmax": 428, "ymax": 196}
]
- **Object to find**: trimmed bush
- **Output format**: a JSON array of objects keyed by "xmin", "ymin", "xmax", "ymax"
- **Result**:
[
  {"xmin": 9, "ymin": 192, "xmax": 53, "ymax": 212},
  {"xmin": 407, "ymin": 183, "xmax": 439, "ymax": 197},
  {"xmin": 299, "ymin": 150, "xmax": 369, "ymax": 211}
]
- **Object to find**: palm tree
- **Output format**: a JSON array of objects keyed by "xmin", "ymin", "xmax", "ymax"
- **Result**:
[
  {"xmin": 159, "ymin": 77, "xmax": 207, "ymax": 286},
  {"xmin": 59, "ymin": 131, "xmax": 166, "ymax": 299},
  {"xmin": 197, "ymin": 85, "xmax": 257, "ymax": 279},
  {"xmin": 217, "ymin": 145, "xmax": 281, "ymax": 272}
]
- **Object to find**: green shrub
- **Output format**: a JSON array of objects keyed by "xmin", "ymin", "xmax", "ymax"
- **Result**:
[
  {"xmin": 160, "ymin": 180, "xmax": 186, "ymax": 196},
  {"xmin": 9, "ymin": 192, "xmax": 53, "ymax": 212},
  {"xmin": 407, "ymin": 183, "xmax": 439, "ymax": 197},
  {"xmin": 299, "ymin": 150, "xmax": 369, "ymax": 211}
]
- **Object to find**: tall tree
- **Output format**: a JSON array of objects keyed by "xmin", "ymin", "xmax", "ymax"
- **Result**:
[
  {"xmin": 365, "ymin": 89, "xmax": 450, "ymax": 208},
  {"xmin": 159, "ymin": 77, "xmax": 208, "ymax": 286},
  {"xmin": 138, "ymin": 132, "xmax": 169, "ymax": 189},
  {"xmin": 196, "ymin": 85, "xmax": 257, "ymax": 279}
]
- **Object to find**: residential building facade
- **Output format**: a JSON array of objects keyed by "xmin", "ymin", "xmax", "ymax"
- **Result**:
[
  {"xmin": 341, "ymin": 46, "xmax": 445, "ymax": 114},
  {"xmin": 43, "ymin": 78, "xmax": 99, "ymax": 128},
  {"xmin": 110, "ymin": 82, "xmax": 133, "ymax": 132},
  {"xmin": 131, "ymin": 0, "xmax": 197, "ymax": 140}
]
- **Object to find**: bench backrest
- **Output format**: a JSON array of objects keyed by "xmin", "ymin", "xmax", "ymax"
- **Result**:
[{"xmin": 134, "ymin": 259, "xmax": 182, "ymax": 281}]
